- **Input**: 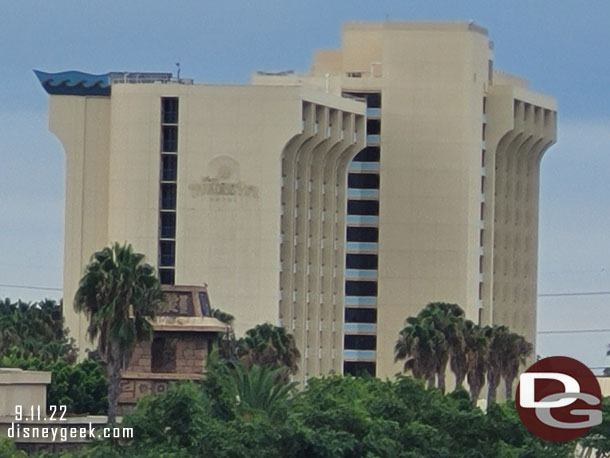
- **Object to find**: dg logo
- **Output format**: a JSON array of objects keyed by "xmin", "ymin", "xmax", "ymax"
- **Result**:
[{"xmin": 516, "ymin": 356, "xmax": 603, "ymax": 442}]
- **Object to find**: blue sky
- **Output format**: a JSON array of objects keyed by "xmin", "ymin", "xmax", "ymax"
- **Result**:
[{"xmin": 1, "ymin": 1, "xmax": 609, "ymax": 370}]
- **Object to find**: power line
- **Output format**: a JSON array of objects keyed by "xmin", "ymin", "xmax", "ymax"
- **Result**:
[
  {"xmin": 539, "ymin": 329, "xmax": 610, "ymax": 335},
  {"xmin": 539, "ymin": 291, "xmax": 610, "ymax": 297},
  {"xmin": 0, "ymin": 283, "xmax": 62, "ymax": 292}
]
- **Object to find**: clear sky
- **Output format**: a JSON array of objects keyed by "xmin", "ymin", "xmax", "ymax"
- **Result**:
[{"xmin": 1, "ymin": 1, "xmax": 609, "ymax": 371}]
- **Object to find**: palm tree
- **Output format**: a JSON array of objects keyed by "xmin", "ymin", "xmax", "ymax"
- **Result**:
[
  {"xmin": 464, "ymin": 321, "xmax": 490, "ymax": 404},
  {"xmin": 501, "ymin": 332, "xmax": 533, "ymax": 400},
  {"xmin": 236, "ymin": 323, "xmax": 300, "ymax": 381},
  {"xmin": 73, "ymin": 242, "xmax": 164, "ymax": 422},
  {"xmin": 222, "ymin": 363, "xmax": 297, "ymax": 420},
  {"xmin": 395, "ymin": 316, "xmax": 437, "ymax": 388},
  {"xmin": 419, "ymin": 302, "xmax": 466, "ymax": 392},
  {"xmin": 485, "ymin": 325, "xmax": 511, "ymax": 403}
]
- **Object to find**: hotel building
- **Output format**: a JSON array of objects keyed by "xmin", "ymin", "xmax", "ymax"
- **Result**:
[{"xmin": 36, "ymin": 21, "xmax": 556, "ymax": 381}]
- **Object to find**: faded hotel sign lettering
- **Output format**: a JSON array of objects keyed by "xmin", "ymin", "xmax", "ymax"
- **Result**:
[{"xmin": 189, "ymin": 176, "xmax": 259, "ymax": 198}]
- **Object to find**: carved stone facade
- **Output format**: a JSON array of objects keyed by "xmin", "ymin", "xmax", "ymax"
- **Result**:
[{"xmin": 117, "ymin": 285, "xmax": 227, "ymax": 412}]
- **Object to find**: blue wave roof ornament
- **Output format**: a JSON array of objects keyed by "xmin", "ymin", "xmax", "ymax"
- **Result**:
[{"xmin": 34, "ymin": 70, "xmax": 111, "ymax": 96}]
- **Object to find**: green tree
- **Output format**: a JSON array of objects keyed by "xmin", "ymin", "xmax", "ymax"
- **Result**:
[
  {"xmin": 73, "ymin": 242, "xmax": 164, "ymax": 422},
  {"xmin": 419, "ymin": 302, "xmax": 466, "ymax": 392},
  {"xmin": 396, "ymin": 302, "xmax": 465, "ymax": 393},
  {"xmin": 70, "ymin": 372, "xmax": 576, "ymax": 458},
  {"xmin": 395, "ymin": 316, "xmax": 437, "ymax": 388},
  {"xmin": 1, "ymin": 353, "xmax": 107, "ymax": 414},
  {"xmin": 236, "ymin": 323, "xmax": 300, "ymax": 381},
  {"xmin": 486, "ymin": 325, "xmax": 511, "ymax": 403},
  {"xmin": 464, "ymin": 320, "xmax": 490, "ymax": 404},
  {"xmin": 211, "ymin": 307, "xmax": 237, "ymax": 362},
  {"xmin": 0, "ymin": 298, "xmax": 77, "ymax": 363},
  {"xmin": 501, "ymin": 332, "xmax": 533, "ymax": 400},
  {"xmin": 222, "ymin": 363, "xmax": 297, "ymax": 421}
]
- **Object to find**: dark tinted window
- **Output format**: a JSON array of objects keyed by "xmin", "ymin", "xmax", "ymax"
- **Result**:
[
  {"xmin": 159, "ymin": 268, "xmax": 175, "ymax": 285},
  {"xmin": 348, "ymin": 173, "xmax": 379, "ymax": 189},
  {"xmin": 344, "ymin": 334, "xmax": 376, "ymax": 350},
  {"xmin": 161, "ymin": 183, "xmax": 177, "ymax": 209},
  {"xmin": 343, "ymin": 361, "xmax": 376, "ymax": 377},
  {"xmin": 161, "ymin": 97, "xmax": 179, "ymax": 124},
  {"xmin": 342, "ymin": 92, "xmax": 381, "ymax": 109},
  {"xmin": 345, "ymin": 281, "xmax": 377, "ymax": 296},
  {"xmin": 365, "ymin": 93, "xmax": 381, "ymax": 108},
  {"xmin": 347, "ymin": 200, "xmax": 378, "ymax": 215},
  {"xmin": 346, "ymin": 254, "xmax": 378, "ymax": 269},
  {"xmin": 162, "ymin": 126, "xmax": 178, "ymax": 152},
  {"xmin": 159, "ymin": 241, "xmax": 175, "ymax": 266},
  {"xmin": 345, "ymin": 307, "xmax": 377, "ymax": 323},
  {"xmin": 161, "ymin": 154, "xmax": 178, "ymax": 181},
  {"xmin": 367, "ymin": 119, "xmax": 380, "ymax": 135},
  {"xmin": 346, "ymin": 227, "xmax": 378, "ymax": 242},
  {"xmin": 353, "ymin": 147, "xmax": 380, "ymax": 162},
  {"xmin": 160, "ymin": 212, "xmax": 176, "ymax": 238},
  {"xmin": 198, "ymin": 292, "xmax": 211, "ymax": 317}
]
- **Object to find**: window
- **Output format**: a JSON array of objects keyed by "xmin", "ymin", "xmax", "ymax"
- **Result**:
[
  {"xmin": 345, "ymin": 281, "xmax": 377, "ymax": 296},
  {"xmin": 344, "ymin": 334, "xmax": 376, "ymax": 350},
  {"xmin": 366, "ymin": 119, "xmax": 380, "ymax": 135},
  {"xmin": 159, "ymin": 97, "xmax": 179, "ymax": 286},
  {"xmin": 342, "ymin": 92, "xmax": 381, "ymax": 109},
  {"xmin": 151, "ymin": 337, "xmax": 177, "ymax": 373},
  {"xmin": 347, "ymin": 227, "xmax": 378, "ymax": 243},
  {"xmin": 161, "ymin": 97, "xmax": 179, "ymax": 124},
  {"xmin": 348, "ymin": 173, "xmax": 379, "ymax": 189},
  {"xmin": 345, "ymin": 307, "xmax": 377, "ymax": 323},
  {"xmin": 346, "ymin": 254, "xmax": 378, "ymax": 269},
  {"xmin": 353, "ymin": 147, "xmax": 380, "ymax": 162},
  {"xmin": 162, "ymin": 126, "xmax": 178, "ymax": 152},
  {"xmin": 347, "ymin": 200, "xmax": 379, "ymax": 215},
  {"xmin": 161, "ymin": 183, "xmax": 177, "ymax": 209},
  {"xmin": 159, "ymin": 241, "xmax": 175, "ymax": 266},
  {"xmin": 160, "ymin": 212, "xmax": 176, "ymax": 239},
  {"xmin": 198, "ymin": 292, "xmax": 211, "ymax": 317},
  {"xmin": 344, "ymin": 361, "xmax": 376, "ymax": 377},
  {"xmin": 161, "ymin": 154, "xmax": 178, "ymax": 181},
  {"xmin": 159, "ymin": 268, "xmax": 175, "ymax": 285},
  {"xmin": 365, "ymin": 93, "xmax": 381, "ymax": 109}
]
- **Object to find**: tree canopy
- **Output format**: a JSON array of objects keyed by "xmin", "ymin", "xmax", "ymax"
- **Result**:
[{"xmin": 73, "ymin": 242, "xmax": 165, "ymax": 422}]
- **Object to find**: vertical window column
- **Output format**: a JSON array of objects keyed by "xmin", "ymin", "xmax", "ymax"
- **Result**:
[
  {"xmin": 478, "ymin": 96, "xmax": 487, "ymax": 315},
  {"xmin": 341, "ymin": 91, "xmax": 381, "ymax": 377},
  {"xmin": 159, "ymin": 97, "xmax": 179, "ymax": 285}
]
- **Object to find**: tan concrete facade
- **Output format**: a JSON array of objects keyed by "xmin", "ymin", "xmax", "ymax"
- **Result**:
[
  {"xmin": 253, "ymin": 22, "xmax": 557, "ymax": 378},
  {"xmin": 44, "ymin": 80, "xmax": 365, "ymax": 370},
  {"xmin": 40, "ymin": 21, "xmax": 556, "ymax": 382}
]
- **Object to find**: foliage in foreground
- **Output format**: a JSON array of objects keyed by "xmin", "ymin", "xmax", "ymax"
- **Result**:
[
  {"xmin": 56, "ymin": 371, "xmax": 576, "ymax": 458},
  {"xmin": 0, "ymin": 354, "xmax": 107, "ymax": 415},
  {"xmin": 0, "ymin": 298, "xmax": 77, "ymax": 364}
]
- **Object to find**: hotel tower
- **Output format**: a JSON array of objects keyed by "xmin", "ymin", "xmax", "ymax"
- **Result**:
[{"xmin": 37, "ymin": 21, "xmax": 556, "ymax": 381}]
